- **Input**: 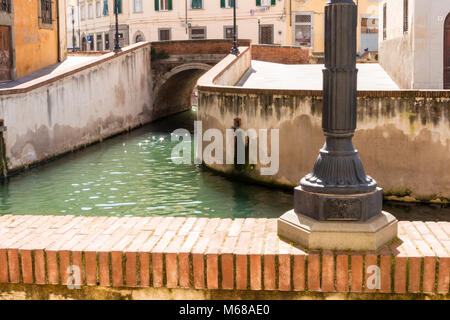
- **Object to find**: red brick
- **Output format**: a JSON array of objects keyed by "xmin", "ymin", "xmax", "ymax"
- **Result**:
[
  {"xmin": 336, "ymin": 253, "xmax": 349, "ymax": 292},
  {"xmin": 264, "ymin": 255, "xmax": 276, "ymax": 291},
  {"xmin": 165, "ymin": 252, "xmax": 178, "ymax": 288},
  {"xmin": 351, "ymin": 253, "xmax": 363, "ymax": 292},
  {"xmin": 99, "ymin": 252, "xmax": 110, "ymax": 287},
  {"xmin": 221, "ymin": 254, "xmax": 234, "ymax": 290},
  {"xmin": 20, "ymin": 249, "xmax": 33, "ymax": 284},
  {"xmin": 235, "ymin": 255, "xmax": 247, "ymax": 290},
  {"xmin": 193, "ymin": 253, "xmax": 205, "ymax": 289},
  {"xmin": 71, "ymin": 251, "xmax": 84, "ymax": 285},
  {"xmin": 59, "ymin": 250, "xmax": 71, "ymax": 286},
  {"xmin": 7, "ymin": 249, "xmax": 20, "ymax": 283},
  {"xmin": 364, "ymin": 252, "xmax": 378, "ymax": 292},
  {"xmin": 139, "ymin": 252, "xmax": 150, "ymax": 287},
  {"xmin": 178, "ymin": 252, "xmax": 191, "ymax": 288},
  {"xmin": 307, "ymin": 251, "xmax": 320, "ymax": 292},
  {"xmin": 250, "ymin": 254, "xmax": 262, "ymax": 290},
  {"xmin": 379, "ymin": 248, "xmax": 391, "ymax": 293},
  {"xmin": 321, "ymin": 251, "xmax": 334, "ymax": 292},
  {"xmin": 0, "ymin": 249, "xmax": 8, "ymax": 282},
  {"xmin": 408, "ymin": 257, "xmax": 421, "ymax": 293},
  {"xmin": 278, "ymin": 254, "xmax": 291, "ymax": 291},
  {"xmin": 111, "ymin": 251, "xmax": 123, "ymax": 287},
  {"xmin": 423, "ymin": 256, "xmax": 437, "ymax": 293},
  {"xmin": 34, "ymin": 250, "xmax": 46, "ymax": 285},
  {"xmin": 46, "ymin": 250, "xmax": 59, "ymax": 285},
  {"xmin": 206, "ymin": 254, "xmax": 219, "ymax": 289},
  {"xmin": 125, "ymin": 252, "xmax": 137, "ymax": 287},
  {"xmin": 85, "ymin": 251, "xmax": 97, "ymax": 286},
  {"xmin": 394, "ymin": 256, "xmax": 407, "ymax": 293},
  {"xmin": 292, "ymin": 252, "xmax": 305, "ymax": 291},
  {"xmin": 437, "ymin": 257, "xmax": 449, "ymax": 294}
]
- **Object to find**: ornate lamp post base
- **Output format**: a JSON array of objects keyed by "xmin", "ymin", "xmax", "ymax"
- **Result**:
[
  {"xmin": 278, "ymin": 209, "xmax": 398, "ymax": 251},
  {"xmin": 277, "ymin": 0, "xmax": 397, "ymax": 250}
]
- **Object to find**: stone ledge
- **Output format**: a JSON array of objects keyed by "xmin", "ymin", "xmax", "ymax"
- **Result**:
[{"xmin": 0, "ymin": 215, "xmax": 448, "ymax": 295}]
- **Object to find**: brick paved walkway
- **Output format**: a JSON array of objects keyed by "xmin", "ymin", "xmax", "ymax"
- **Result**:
[{"xmin": 0, "ymin": 215, "xmax": 448, "ymax": 295}]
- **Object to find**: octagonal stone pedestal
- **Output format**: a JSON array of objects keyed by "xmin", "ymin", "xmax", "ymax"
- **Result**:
[{"xmin": 278, "ymin": 210, "xmax": 398, "ymax": 251}]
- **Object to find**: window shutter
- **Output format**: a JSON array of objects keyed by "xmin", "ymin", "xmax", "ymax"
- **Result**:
[
  {"xmin": 155, "ymin": 0, "xmax": 159, "ymax": 11},
  {"xmin": 231, "ymin": 0, "xmax": 234, "ymax": 7},
  {"xmin": 271, "ymin": 0, "xmax": 275, "ymax": 5},
  {"xmin": 256, "ymin": 0, "xmax": 261, "ymax": 6},
  {"xmin": 169, "ymin": 0, "xmax": 173, "ymax": 10},
  {"xmin": 221, "ymin": 0, "xmax": 225, "ymax": 8}
]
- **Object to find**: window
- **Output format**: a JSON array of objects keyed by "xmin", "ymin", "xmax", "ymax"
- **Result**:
[
  {"xmin": 221, "ymin": 0, "xmax": 234, "ymax": 8},
  {"xmin": 361, "ymin": 17, "xmax": 378, "ymax": 34},
  {"xmin": 103, "ymin": 0, "xmax": 108, "ymax": 15},
  {"xmin": 0, "ymin": 0, "xmax": 11, "ymax": 13},
  {"xmin": 80, "ymin": 5, "xmax": 86, "ymax": 20},
  {"xmin": 257, "ymin": 0, "xmax": 275, "ymax": 7},
  {"xmin": 383, "ymin": 3, "xmax": 387, "ymax": 40},
  {"xmin": 96, "ymin": 34, "xmax": 103, "ymax": 51},
  {"xmin": 88, "ymin": 4, "xmax": 93, "ymax": 19},
  {"xmin": 260, "ymin": 25, "xmax": 273, "ymax": 44},
  {"xmin": 224, "ymin": 26, "xmax": 237, "ymax": 39},
  {"xmin": 159, "ymin": 28, "xmax": 171, "ymax": 41},
  {"xmin": 104, "ymin": 33, "xmax": 110, "ymax": 50},
  {"xmin": 134, "ymin": 0, "xmax": 143, "ymax": 12},
  {"xmin": 155, "ymin": 0, "xmax": 172, "ymax": 11},
  {"xmin": 190, "ymin": 27, "xmax": 206, "ymax": 40},
  {"xmin": 39, "ymin": 0, "xmax": 53, "ymax": 26},
  {"xmin": 294, "ymin": 14, "xmax": 312, "ymax": 47},
  {"xmin": 114, "ymin": 0, "xmax": 122, "ymax": 14},
  {"xmin": 88, "ymin": 34, "xmax": 94, "ymax": 50},
  {"xmin": 96, "ymin": 1, "xmax": 102, "ymax": 17},
  {"xmin": 191, "ymin": 0, "xmax": 202, "ymax": 9},
  {"xmin": 403, "ymin": 0, "xmax": 408, "ymax": 34}
]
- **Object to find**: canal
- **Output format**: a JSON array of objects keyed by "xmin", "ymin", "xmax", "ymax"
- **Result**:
[{"xmin": 0, "ymin": 109, "xmax": 448, "ymax": 221}]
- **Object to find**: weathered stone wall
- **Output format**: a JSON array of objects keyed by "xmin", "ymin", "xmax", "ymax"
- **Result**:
[
  {"xmin": 198, "ymin": 49, "xmax": 450, "ymax": 202},
  {"xmin": 0, "ymin": 43, "xmax": 153, "ymax": 174}
]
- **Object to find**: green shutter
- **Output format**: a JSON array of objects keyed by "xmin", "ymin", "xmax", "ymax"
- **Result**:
[
  {"xmin": 231, "ymin": 0, "xmax": 234, "ymax": 7},
  {"xmin": 221, "ymin": 0, "xmax": 225, "ymax": 8},
  {"xmin": 114, "ymin": 0, "xmax": 122, "ymax": 13},
  {"xmin": 271, "ymin": 0, "xmax": 275, "ymax": 5},
  {"xmin": 168, "ymin": 0, "xmax": 173, "ymax": 10},
  {"xmin": 155, "ymin": 0, "xmax": 159, "ymax": 11},
  {"xmin": 256, "ymin": 0, "xmax": 261, "ymax": 6},
  {"xmin": 118, "ymin": 0, "xmax": 122, "ymax": 13}
]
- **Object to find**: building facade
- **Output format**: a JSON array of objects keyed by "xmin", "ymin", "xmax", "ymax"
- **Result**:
[
  {"xmin": 0, "ymin": 0, "xmax": 67, "ymax": 81},
  {"xmin": 379, "ymin": 0, "xmax": 450, "ymax": 89},
  {"xmin": 285, "ymin": 0, "xmax": 379, "ymax": 55},
  {"xmin": 68, "ymin": 0, "xmax": 288, "ymax": 52}
]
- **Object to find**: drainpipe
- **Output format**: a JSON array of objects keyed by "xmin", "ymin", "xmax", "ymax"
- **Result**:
[
  {"xmin": 56, "ymin": 0, "xmax": 61, "ymax": 61},
  {"xmin": 0, "ymin": 120, "xmax": 8, "ymax": 178},
  {"xmin": 185, "ymin": 0, "xmax": 188, "ymax": 35}
]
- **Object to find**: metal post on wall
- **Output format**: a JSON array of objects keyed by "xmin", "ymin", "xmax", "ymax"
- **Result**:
[
  {"xmin": 230, "ymin": 0, "xmax": 239, "ymax": 55},
  {"xmin": 114, "ymin": 0, "xmax": 121, "ymax": 52}
]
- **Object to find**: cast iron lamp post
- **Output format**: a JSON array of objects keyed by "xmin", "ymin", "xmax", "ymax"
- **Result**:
[
  {"xmin": 277, "ymin": 0, "xmax": 397, "ymax": 251},
  {"xmin": 230, "ymin": 0, "xmax": 240, "ymax": 55},
  {"xmin": 114, "ymin": 0, "xmax": 121, "ymax": 52}
]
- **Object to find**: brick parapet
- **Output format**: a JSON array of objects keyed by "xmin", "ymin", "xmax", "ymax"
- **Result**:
[{"xmin": 0, "ymin": 215, "xmax": 448, "ymax": 295}]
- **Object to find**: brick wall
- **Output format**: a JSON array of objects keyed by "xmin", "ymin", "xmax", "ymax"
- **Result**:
[
  {"xmin": 151, "ymin": 39, "xmax": 252, "ymax": 56},
  {"xmin": 0, "ymin": 215, "xmax": 448, "ymax": 296},
  {"xmin": 251, "ymin": 45, "xmax": 311, "ymax": 64}
]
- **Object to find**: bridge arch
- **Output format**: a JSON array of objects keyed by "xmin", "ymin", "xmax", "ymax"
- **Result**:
[{"xmin": 153, "ymin": 63, "xmax": 212, "ymax": 118}]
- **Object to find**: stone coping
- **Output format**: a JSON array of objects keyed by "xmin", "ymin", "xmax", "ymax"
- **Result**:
[
  {"xmin": 0, "ymin": 215, "xmax": 448, "ymax": 295},
  {"xmin": 0, "ymin": 42, "xmax": 151, "ymax": 96},
  {"xmin": 197, "ymin": 47, "xmax": 450, "ymax": 98}
]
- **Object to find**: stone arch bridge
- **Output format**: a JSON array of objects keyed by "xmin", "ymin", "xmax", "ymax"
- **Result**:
[{"xmin": 150, "ymin": 39, "xmax": 250, "ymax": 119}]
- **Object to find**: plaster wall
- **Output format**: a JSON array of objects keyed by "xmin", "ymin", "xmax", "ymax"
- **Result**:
[{"xmin": 0, "ymin": 43, "xmax": 153, "ymax": 173}]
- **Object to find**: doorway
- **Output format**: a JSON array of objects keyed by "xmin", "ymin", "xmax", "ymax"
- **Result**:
[
  {"xmin": 260, "ymin": 25, "xmax": 274, "ymax": 45},
  {"xmin": 445, "ymin": 13, "xmax": 450, "ymax": 89},
  {"xmin": 0, "ymin": 26, "xmax": 11, "ymax": 81}
]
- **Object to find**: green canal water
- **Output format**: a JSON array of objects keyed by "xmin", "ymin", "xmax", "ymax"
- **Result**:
[{"xmin": 0, "ymin": 110, "xmax": 448, "ymax": 221}]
